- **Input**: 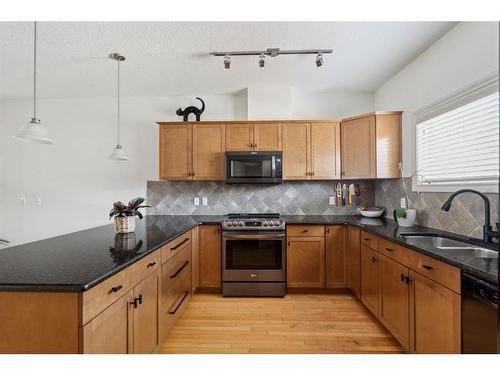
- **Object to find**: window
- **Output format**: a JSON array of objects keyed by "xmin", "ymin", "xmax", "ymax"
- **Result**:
[{"xmin": 414, "ymin": 74, "xmax": 499, "ymax": 193}]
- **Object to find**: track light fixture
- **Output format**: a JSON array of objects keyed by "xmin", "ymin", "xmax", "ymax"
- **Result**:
[
  {"xmin": 224, "ymin": 54, "xmax": 231, "ymax": 69},
  {"xmin": 212, "ymin": 48, "xmax": 332, "ymax": 69},
  {"xmin": 315, "ymin": 53, "xmax": 323, "ymax": 67},
  {"xmin": 258, "ymin": 54, "xmax": 265, "ymax": 68}
]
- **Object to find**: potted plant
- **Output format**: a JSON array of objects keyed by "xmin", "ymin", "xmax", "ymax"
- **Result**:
[
  {"xmin": 394, "ymin": 207, "xmax": 417, "ymax": 227},
  {"xmin": 109, "ymin": 197, "xmax": 150, "ymax": 233}
]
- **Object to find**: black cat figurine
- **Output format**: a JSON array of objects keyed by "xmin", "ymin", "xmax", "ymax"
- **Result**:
[{"xmin": 176, "ymin": 97, "xmax": 205, "ymax": 122}]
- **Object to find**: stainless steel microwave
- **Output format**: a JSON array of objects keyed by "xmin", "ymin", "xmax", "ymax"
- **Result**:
[{"xmin": 225, "ymin": 151, "xmax": 283, "ymax": 184}]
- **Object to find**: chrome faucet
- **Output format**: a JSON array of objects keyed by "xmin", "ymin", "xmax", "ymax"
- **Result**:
[{"xmin": 441, "ymin": 189, "xmax": 498, "ymax": 243}]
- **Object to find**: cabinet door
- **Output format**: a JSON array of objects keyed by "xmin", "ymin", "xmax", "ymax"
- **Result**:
[
  {"xmin": 253, "ymin": 122, "xmax": 282, "ymax": 151},
  {"xmin": 379, "ymin": 254, "xmax": 410, "ymax": 350},
  {"xmin": 283, "ymin": 123, "xmax": 310, "ymax": 180},
  {"xmin": 191, "ymin": 226, "xmax": 199, "ymax": 293},
  {"xmin": 199, "ymin": 225, "xmax": 221, "ymax": 288},
  {"xmin": 409, "ymin": 270, "xmax": 461, "ymax": 353},
  {"xmin": 310, "ymin": 122, "xmax": 341, "ymax": 180},
  {"xmin": 159, "ymin": 124, "xmax": 192, "ymax": 180},
  {"xmin": 81, "ymin": 290, "xmax": 133, "ymax": 354},
  {"xmin": 226, "ymin": 123, "xmax": 254, "ymax": 151},
  {"xmin": 132, "ymin": 271, "xmax": 159, "ymax": 354},
  {"xmin": 192, "ymin": 124, "xmax": 225, "ymax": 180},
  {"xmin": 360, "ymin": 244, "xmax": 380, "ymax": 317},
  {"xmin": 348, "ymin": 227, "xmax": 361, "ymax": 297},
  {"xmin": 376, "ymin": 114, "xmax": 402, "ymax": 178},
  {"xmin": 341, "ymin": 116, "xmax": 376, "ymax": 179},
  {"xmin": 287, "ymin": 236, "xmax": 325, "ymax": 288},
  {"xmin": 325, "ymin": 225, "xmax": 348, "ymax": 288}
]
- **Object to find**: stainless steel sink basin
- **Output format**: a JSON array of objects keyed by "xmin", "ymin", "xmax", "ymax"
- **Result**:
[{"xmin": 399, "ymin": 233, "xmax": 498, "ymax": 259}]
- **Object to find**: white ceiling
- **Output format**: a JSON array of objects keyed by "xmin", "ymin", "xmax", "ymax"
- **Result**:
[{"xmin": 0, "ymin": 22, "xmax": 456, "ymax": 99}]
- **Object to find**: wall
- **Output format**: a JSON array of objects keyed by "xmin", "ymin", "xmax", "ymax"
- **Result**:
[
  {"xmin": 0, "ymin": 94, "xmax": 245, "ymax": 246},
  {"xmin": 148, "ymin": 180, "xmax": 374, "ymax": 215},
  {"xmin": 374, "ymin": 22, "xmax": 499, "ymax": 177}
]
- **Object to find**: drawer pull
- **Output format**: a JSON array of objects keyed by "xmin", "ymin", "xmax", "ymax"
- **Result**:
[
  {"xmin": 170, "ymin": 261, "xmax": 190, "ymax": 279},
  {"xmin": 170, "ymin": 238, "xmax": 189, "ymax": 251},
  {"xmin": 422, "ymin": 264, "xmax": 433, "ymax": 270},
  {"xmin": 364, "ymin": 238, "xmax": 370, "ymax": 241},
  {"xmin": 169, "ymin": 291, "xmax": 190, "ymax": 314},
  {"xmin": 147, "ymin": 261, "xmax": 157, "ymax": 268},
  {"xmin": 385, "ymin": 247, "xmax": 394, "ymax": 252},
  {"xmin": 303, "ymin": 229, "xmax": 309, "ymax": 232},
  {"xmin": 110, "ymin": 285, "xmax": 122, "ymax": 293}
]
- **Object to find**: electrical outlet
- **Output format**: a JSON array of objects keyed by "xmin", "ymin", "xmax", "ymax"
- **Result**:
[
  {"xmin": 35, "ymin": 196, "xmax": 42, "ymax": 206},
  {"xmin": 329, "ymin": 196, "xmax": 336, "ymax": 205},
  {"xmin": 19, "ymin": 196, "xmax": 26, "ymax": 207},
  {"xmin": 202, "ymin": 197, "xmax": 208, "ymax": 206},
  {"xmin": 193, "ymin": 197, "xmax": 200, "ymax": 206}
]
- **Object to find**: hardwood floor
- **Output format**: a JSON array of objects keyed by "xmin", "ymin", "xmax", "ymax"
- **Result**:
[{"xmin": 159, "ymin": 293, "xmax": 403, "ymax": 354}]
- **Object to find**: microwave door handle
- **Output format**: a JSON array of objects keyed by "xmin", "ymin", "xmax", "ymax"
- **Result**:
[{"xmin": 271, "ymin": 156, "xmax": 276, "ymax": 178}]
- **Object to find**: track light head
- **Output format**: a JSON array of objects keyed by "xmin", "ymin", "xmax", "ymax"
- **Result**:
[
  {"xmin": 224, "ymin": 54, "xmax": 231, "ymax": 69},
  {"xmin": 315, "ymin": 53, "xmax": 323, "ymax": 67},
  {"xmin": 259, "ymin": 54, "xmax": 265, "ymax": 68}
]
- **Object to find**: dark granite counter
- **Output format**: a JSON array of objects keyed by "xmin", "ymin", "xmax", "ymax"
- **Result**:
[{"xmin": 0, "ymin": 214, "xmax": 497, "ymax": 292}]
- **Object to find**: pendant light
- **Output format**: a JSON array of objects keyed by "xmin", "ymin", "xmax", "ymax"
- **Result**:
[
  {"xmin": 109, "ymin": 53, "xmax": 128, "ymax": 160},
  {"xmin": 15, "ymin": 21, "xmax": 54, "ymax": 144}
]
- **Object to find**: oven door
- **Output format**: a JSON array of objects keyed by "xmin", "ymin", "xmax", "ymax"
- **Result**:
[
  {"xmin": 222, "ymin": 231, "xmax": 286, "ymax": 282},
  {"xmin": 225, "ymin": 152, "xmax": 282, "ymax": 184}
]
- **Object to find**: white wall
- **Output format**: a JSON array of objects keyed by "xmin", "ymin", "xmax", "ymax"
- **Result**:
[
  {"xmin": 0, "ymin": 94, "xmax": 244, "ymax": 246},
  {"xmin": 374, "ymin": 22, "xmax": 499, "ymax": 176}
]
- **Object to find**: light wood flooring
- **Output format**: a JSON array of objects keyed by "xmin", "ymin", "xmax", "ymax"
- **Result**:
[{"xmin": 160, "ymin": 293, "xmax": 403, "ymax": 354}]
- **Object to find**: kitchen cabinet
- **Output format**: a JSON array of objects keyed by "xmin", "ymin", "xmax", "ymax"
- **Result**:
[
  {"xmin": 325, "ymin": 225, "xmax": 348, "ymax": 288},
  {"xmin": 191, "ymin": 226, "xmax": 199, "ymax": 293},
  {"xmin": 226, "ymin": 122, "xmax": 282, "ymax": 151},
  {"xmin": 158, "ymin": 123, "xmax": 225, "ymax": 181},
  {"xmin": 287, "ymin": 235, "xmax": 325, "ymax": 288},
  {"xmin": 360, "ymin": 244, "xmax": 380, "ymax": 317},
  {"xmin": 409, "ymin": 270, "xmax": 461, "ymax": 353},
  {"xmin": 199, "ymin": 225, "xmax": 222, "ymax": 289},
  {"xmin": 341, "ymin": 112, "xmax": 401, "ymax": 179},
  {"xmin": 379, "ymin": 254, "xmax": 410, "ymax": 351},
  {"xmin": 283, "ymin": 122, "xmax": 341, "ymax": 180},
  {"xmin": 348, "ymin": 227, "xmax": 361, "ymax": 298}
]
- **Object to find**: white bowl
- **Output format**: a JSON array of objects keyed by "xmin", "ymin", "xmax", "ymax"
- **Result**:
[{"xmin": 359, "ymin": 210, "xmax": 384, "ymax": 218}]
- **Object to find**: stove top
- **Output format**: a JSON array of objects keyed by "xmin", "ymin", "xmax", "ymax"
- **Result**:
[{"xmin": 222, "ymin": 213, "xmax": 285, "ymax": 230}]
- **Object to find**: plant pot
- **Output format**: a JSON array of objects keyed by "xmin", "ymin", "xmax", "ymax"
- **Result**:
[
  {"xmin": 114, "ymin": 216, "xmax": 136, "ymax": 233},
  {"xmin": 397, "ymin": 209, "xmax": 416, "ymax": 227}
]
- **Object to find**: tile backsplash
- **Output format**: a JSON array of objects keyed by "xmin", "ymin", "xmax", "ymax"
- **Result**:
[
  {"xmin": 147, "ymin": 180, "xmax": 375, "ymax": 215},
  {"xmin": 375, "ymin": 178, "xmax": 499, "ymax": 239}
]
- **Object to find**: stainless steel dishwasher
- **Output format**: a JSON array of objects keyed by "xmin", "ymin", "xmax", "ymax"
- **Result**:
[{"xmin": 461, "ymin": 272, "xmax": 498, "ymax": 353}]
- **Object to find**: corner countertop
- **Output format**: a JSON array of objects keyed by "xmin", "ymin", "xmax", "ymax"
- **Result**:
[{"xmin": 0, "ymin": 215, "xmax": 497, "ymax": 292}]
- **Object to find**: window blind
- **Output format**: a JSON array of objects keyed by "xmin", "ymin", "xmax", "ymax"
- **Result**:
[{"xmin": 416, "ymin": 91, "xmax": 499, "ymax": 187}]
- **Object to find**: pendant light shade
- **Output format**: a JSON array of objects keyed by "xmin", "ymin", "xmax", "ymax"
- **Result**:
[
  {"xmin": 108, "ymin": 53, "xmax": 128, "ymax": 161},
  {"xmin": 15, "ymin": 22, "xmax": 54, "ymax": 144}
]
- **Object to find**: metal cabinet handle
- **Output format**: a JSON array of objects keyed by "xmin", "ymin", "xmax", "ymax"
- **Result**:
[
  {"xmin": 364, "ymin": 238, "xmax": 370, "ymax": 241},
  {"xmin": 422, "ymin": 264, "xmax": 433, "ymax": 270},
  {"xmin": 169, "ymin": 291, "xmax": 190, "ymax": 314},
  {"xmin": 110, "ymin": 285, "xmax": 122, "ymax": 293},
  {"xmin": 171, "ymin": 238, "xmax": 190, "ymax": 251},
  {"xmin": 170, "ymin": 261, "xmax": 190, "ymax": 279},
  {"xmin": 130, "ymin": 294, "xmax": 143, "ymax": 309},
  {"xmin": 385, "ymin": 247, "xmax": 394, "ymax": 252},
  {"xmin": 371, "ymin": 256, "xmax": 377, "ymax": 263},
  {"xmin": 405, "ymin": 277, "xmax": 412, "ymax": 285},
  {"xmin": 147, "ymin": 261, "xmax": 157, "ymax": 268},
  {"xmin": 401, "ymin": 273, "xmax": 405, "ymax": 282}
]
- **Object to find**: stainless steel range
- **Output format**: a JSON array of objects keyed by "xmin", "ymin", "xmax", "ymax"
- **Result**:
[{"xmin": 221, "ymin": 213, "xmax": 286, "ymax": 297}]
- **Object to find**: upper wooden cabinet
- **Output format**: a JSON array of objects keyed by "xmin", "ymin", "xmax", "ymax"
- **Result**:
[
  {"xmin": 158, "ymin": 123, "xmax": 225, "ymax": 181},
  {"xmin": 226, "ymin": 122, "xmax": 282, "ymax": 151},
  {"xmin": 341, "ymin": 112, "xmax": 402, "ymax": 179},
  {"xmin": 283, "ymin": 121, "xmax": 341, "ymax": 180}
]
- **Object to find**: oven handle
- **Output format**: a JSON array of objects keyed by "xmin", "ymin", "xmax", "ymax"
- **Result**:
[{"xmin": 223, "ymin": 233, "xmax": 285, "ymax": 240}]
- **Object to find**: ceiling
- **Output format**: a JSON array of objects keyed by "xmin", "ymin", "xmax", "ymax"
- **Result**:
[{"xmin": 0, "ymin": 22, "xmax": 456, "ymax": 99}]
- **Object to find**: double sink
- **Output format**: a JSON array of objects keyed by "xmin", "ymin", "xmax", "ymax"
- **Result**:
[{"xmin": 399, "ymin": 233, "xmax": 498, "ymax": 259}]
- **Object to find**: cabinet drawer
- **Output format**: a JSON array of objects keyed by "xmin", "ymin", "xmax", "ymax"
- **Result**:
[
  {"xmin": 361, "ymin": 231, "xmax": 379, "ymax": 250},
  {"xmin": 378, "ymin": 239, "xmax": 411, "ymax": 267},
  {"xmin": 161, "ymin": 231, "xmax": 192, "ymax": 264},
  {"xmin": 127, "ymin": 250, "xmax": 161, "ymax": 288},
  {"xmin": 287, "ymin": 225, "xmax": 324, "ymax": 237},
  {"xmin": 408, "ymin": 251, "xmax": 460, "ymax": 293}
]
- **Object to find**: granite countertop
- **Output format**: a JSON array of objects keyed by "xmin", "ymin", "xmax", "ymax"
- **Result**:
[{"xmin": 0, "ymin": 215, "xmax": 497, "ymax": 292}]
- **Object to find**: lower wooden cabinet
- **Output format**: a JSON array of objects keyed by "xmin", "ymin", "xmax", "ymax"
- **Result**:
[
  {"xmin": 379, "ymin": 254, "xmax": 410, "ymax": 350},
  {"xmin": 348, "ymin": 227, "xmax": 361, "ymax": 297},
  {"xmin": 409, "ymin": 270, "xmax": 461, "ymax": 353},
  {"xmin": 132, "ymin": 271, "xmax": 159, "ymax": 354},
  {"xmin": 199, "ymin": 225, "xmax": 222, "ymax": 288},
  {"xmin": 191, "ymin": 226, "xmax": 200, "ymax": 293},
  {"xmin": 287, "ymin": 236, "xmax": 325, "ymax": 288},
  {"xmin": 360, "ymin": 244, "xmax": 380, "ymax": 317},
  {"xmin": 325, "ymin": 225, "xmax": 348, "ymax": 288}
]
